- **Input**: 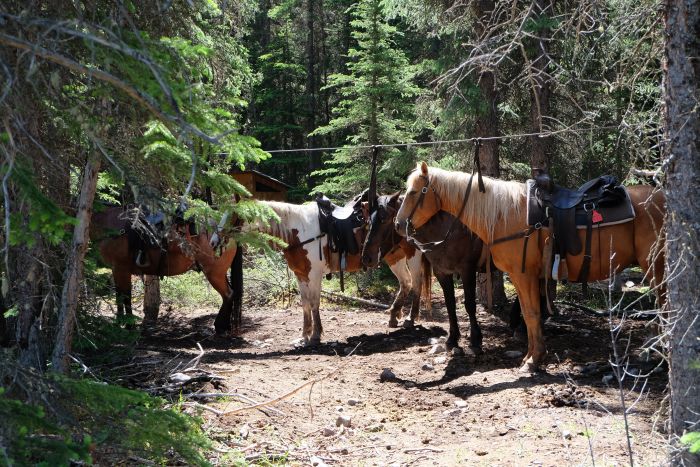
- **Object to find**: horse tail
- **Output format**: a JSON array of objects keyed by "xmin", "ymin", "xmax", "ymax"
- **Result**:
[{"xmin": 420, "ymin": 254, "xmax": 432, "ymax": 311}]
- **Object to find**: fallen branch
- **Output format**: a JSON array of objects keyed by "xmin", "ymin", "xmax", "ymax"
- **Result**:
[
  {"xmin": 222, "ymin": 342, "xmax": 362, "ymax": 416},
  {"xmin": 321, "ymin": 290, "xmax": 389, "ymax": 309},
  {"xmin": 183, "ymin": 342, "xmax": 205, "ymax": 371},
  {"xmin": 184, "ymin": 392, "xmax": 286, "ymax": 416},
  {"xmin": 404, "ymin": 448, "xmax": 445, "ymax": 454}
]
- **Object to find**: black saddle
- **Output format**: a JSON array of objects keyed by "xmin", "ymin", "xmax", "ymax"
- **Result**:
[
  {"xmin": 528, "ymin": 170, "xmax": 634, "ymax": 293},
  {"xmin": 126, "ymin": 203, "xmax": 197, "ymax": 269},
  {"xmin": 316, "ymin": 189, "xmax": 368, "ymax": 257}
]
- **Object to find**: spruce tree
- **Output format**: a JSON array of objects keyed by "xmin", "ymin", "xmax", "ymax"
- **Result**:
[{"xmin": 310, "ymin": 0, "xmax": 421, "ymax": 197}]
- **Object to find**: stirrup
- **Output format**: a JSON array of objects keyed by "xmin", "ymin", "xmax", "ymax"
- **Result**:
[{"xmin": 135, "ymin": 251, "xmax": 150, "ymax": 268}]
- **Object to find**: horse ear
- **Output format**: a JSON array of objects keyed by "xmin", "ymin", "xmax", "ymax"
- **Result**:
[
  {"xmin": 420, "ymin": 161, "xmax": 429, "ymax": 176},
  {"xmin": 390, "ymin": 191, "xmax": 401, "ymax": 202}
]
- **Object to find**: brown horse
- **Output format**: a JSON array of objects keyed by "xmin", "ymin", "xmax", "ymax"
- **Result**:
[
  {"xmin": 90, "ymin": 206, "xmax": 243, "ymax": 333},
  {"xmin": 395, "ymin": 163, "xmax": 665, "ymax": 372},
  {"xmin": 362, "ymin": 192, "xmax": 486, "ymax": 353}
]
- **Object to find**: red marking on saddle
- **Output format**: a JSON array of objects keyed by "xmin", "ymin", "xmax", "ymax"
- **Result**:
[{"xmin": 592, "ymin": 210, "xmax": 603, "ymax": 223}]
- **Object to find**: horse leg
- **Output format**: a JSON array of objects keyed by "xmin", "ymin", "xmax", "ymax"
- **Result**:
[
  {"xmin": 510, "ymin": 273, "xmax": 546, "ymax": 373},
  {"xmin": 309, "ymin": 270, "xmax": 323, "ymax": 344},
  {"xmin": 387, "ymin": 259, "xmax": 409, "ymax": 327},
  {"xmin": 206, "ymin": 267, "xmax": 234, "ymax": 336},
  {"xmin": 113, "ymin": 267, "xmax": 132, "ymax": 322},
  {"xmin": 406, "ymin": 253, "xmax": 423, "ymax": 325},
  {"xmin": 462, "ymin": 265, "xmax": 483, "ymax": 354},
  {"xmin": 509, "ymin": 296, "xmax": 525, "ymax": 338},
  {"xmin": 436, "ymin": 272, "xmax": 460, "ymax": 349},
  {"xmin": 298, "ymin": 271, "xmax": 322, "ymax": 345}
]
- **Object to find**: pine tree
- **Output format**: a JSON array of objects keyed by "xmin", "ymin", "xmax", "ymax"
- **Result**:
[{"xmin": 310, "ymin": 0, "xmax": 421, "ymax": 197}]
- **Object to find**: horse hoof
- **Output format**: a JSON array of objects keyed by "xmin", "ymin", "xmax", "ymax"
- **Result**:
[
  {"xmin": 470, "ymin": 346, "xmax": 484, "ymax": 356},
  {"xmin": 402, "ymin": 319, "xmax": 415, "ymax": 329},
  {"xmin": 446, "ymin": 339, "xmax": 459, "ymax": 350},
  {"xmin": 518, "ymin": 359, "xmax": 539, "ymax": 374},
  {"xmin": 388, "ymin": 319, "xmax": 399, "ymax": 328},
  {"xmin": 305, "ymin": 338, "xmax": 321, "ymax": 347}
]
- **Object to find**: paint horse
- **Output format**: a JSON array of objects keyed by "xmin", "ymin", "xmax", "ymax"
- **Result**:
[
  {"xmin": 359, "ymin": 200, "xmax": 432, "ymax": 328},
  {"xmin": 396, "ymin": 163, "xmax": 666, "ymax": 372},
  {"xmin": 254, "ymin": 199, "xmax": 430, "ymax": 345},
  {"xmin": 91, "ymin": 205, "xmax": 243, "ymax": 333},
  {"xmin": 362, "ymin": 192, "xmax": 486, "ymax": 353}
]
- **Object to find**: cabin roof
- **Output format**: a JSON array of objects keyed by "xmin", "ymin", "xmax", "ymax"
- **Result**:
[{"xmin": 231, "ymin": 169, "xmax": 292, "ymax": 190}]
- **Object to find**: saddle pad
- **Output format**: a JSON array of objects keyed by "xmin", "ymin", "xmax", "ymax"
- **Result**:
[
  {"xmin": 526, "ymin": 179, "xmax": 636, "ymax": 229},
  {"xmin": 574, "ymin": 186, "xmax": 635, "ymax": 228}
]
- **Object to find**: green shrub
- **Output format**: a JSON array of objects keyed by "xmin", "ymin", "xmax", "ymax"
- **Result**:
[
  {"xmin": 157, "ymin": 271, "xmax": 221, "ymax": 309},
  {"xmin": 0, "ymin": 375, "xmax": 214, "ymax": 466},
  {"xmin": 73, "ymin": 311, "xmax": 140, "ymax": 365},
  {"xmin": 0, "ymin": 387, "xmax": 91, "ymax": 466}
]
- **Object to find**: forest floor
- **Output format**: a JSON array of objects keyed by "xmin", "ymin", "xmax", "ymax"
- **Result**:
[{"xmin": 126, "ymin": 284, "xmax": 668, "ymax": 466}]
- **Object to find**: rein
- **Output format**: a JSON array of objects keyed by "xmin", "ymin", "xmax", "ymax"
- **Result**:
[{"xmin": 379, "ymin": 216, "xmax": 402, "ymax": 260}]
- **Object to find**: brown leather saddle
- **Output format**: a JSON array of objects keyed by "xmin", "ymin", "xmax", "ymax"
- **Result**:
[
  {"xmin": 126, "ymin": 204, "xmax": 197, "ymax": 269},
  {"xmin": 527, "ymin": 170, "xmax": 635, "ymax": 294}
]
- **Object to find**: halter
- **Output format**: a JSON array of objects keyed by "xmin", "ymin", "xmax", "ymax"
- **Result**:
[
  {"xmin": 404, "ymin": 171, "xmax": 476, "ymax": 253},
  {"xmin": 403, "ymin": 140, "xmax": 485, "ymax": 251}
]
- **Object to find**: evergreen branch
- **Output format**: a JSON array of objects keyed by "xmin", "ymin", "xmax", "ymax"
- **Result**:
[
  {"xmin": 0, "ymin": 32, "xmax": 171, "ymax": 128},
  {"xmin": 0, "ymin": 32, "xmax": 236, "ymax": 147}
]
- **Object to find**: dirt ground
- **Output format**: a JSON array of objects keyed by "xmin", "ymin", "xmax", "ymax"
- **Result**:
[{"xmin": 132, "ymin": 286, "xmax": 668, "ymax": 466}]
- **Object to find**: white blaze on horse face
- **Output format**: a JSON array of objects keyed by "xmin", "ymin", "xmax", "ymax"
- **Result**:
[
  {"xmin": 395, "ymin": 175, "xmax": 419, "ymax": 227},
  {"xmin": 396, "ymin": 167, "xmax": 433, "ymax": 230}
]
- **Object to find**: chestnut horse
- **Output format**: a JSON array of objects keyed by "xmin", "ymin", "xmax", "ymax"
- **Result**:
[
  {"xmin": 395, "ymin": 163, "xmax": 665, "ymax": 372},
  {"xmin": 362, "ymin": 192, "xmax": 486, "ymax": 353},
  {"xmin": 253, "ymin": 200, "xmax": 430, "ymax": 345},
  {"xmin": 91, "ymin": 206, "xmax": 242, "ymax": 333}
]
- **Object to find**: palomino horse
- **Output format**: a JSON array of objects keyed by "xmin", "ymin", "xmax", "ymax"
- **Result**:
[
  {"xmin": 395, "ymin": 163, "xmax": 665, "ymax": 372},
  {"xmin": 91, "ymin": 206, "xmax": 243, "ymax": 333},
  {"xmin": 362, "ymin": 192, "xmax": 486, "ymax": 353},
  {"xmin": 254, "ymin": 200, "xmax": 430, "ymax": 345}
]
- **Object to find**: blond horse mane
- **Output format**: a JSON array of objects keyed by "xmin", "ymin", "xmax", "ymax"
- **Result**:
[
  {"xmin": 257, "ymin": 200, "xmax": 319, "ymax": 244},
  {"xmin": 420, "ymin": 166, "xmax": 526, "ymax": 242}
]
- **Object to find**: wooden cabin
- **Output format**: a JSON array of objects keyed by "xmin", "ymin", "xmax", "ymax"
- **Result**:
[{"xmin": 230, "ymin": 170, "xmax": 290, "ymax": 201}]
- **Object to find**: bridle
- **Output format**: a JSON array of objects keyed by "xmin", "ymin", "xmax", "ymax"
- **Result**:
[
  {"xmin": 403, "ymin": 171, "xmax": 477, "ymax": 253},
  {"xmin": 402, "ymin": 173, "xmax": 439, "ymax": 232},
  {"xmin": 365, "ymin": 199, "xmax": 401, "ymax": 263}
]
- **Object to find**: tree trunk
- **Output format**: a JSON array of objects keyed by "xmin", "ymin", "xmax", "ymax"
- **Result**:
[
  {"xmin": 143, "ymin": 275, "xmax": 161, "ymax": 324},
  {"xmin": 473, "ymin": 0, "xmax": 507, "ymax": 309},
  {"xmin": 51, "ymin": 152, "xmax": 101, "ymax": 374},
  {"xmin": 0, "ymin": 287, "xmax": 6, "ymax": 345},
  {"xmin": 663, "ymin": 0, "xmax": 700, "ymax": 464},
  {"xmin": 13, "ymin": 242, "xmax": 44, "ymax": 367},
  {"xmin": 527, "ymin": 0, "xmax": 553, "ymax": 171}
]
